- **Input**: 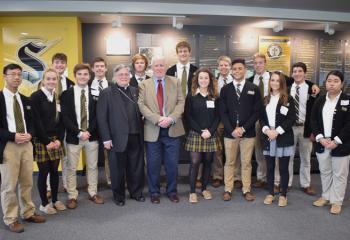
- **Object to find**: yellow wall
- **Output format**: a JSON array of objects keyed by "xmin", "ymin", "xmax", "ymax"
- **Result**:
[{"xmin": 0, "ymin": 16, "xmax": 84, "ymax": 171}]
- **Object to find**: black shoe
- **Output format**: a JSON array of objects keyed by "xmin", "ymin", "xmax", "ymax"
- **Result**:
[
  {"xmin": 131, "ymin": 196, "xmax": 145, "ymax": 202},
  {"xmin": 113, "ymin": 199, "xmax": 125, "ymax": 206}
]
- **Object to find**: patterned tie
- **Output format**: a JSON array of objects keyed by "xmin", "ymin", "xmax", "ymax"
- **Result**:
[
  {"xmin": 98, "ymin": 80, "xmax": 103, "ymax": 92},
  {"xmin": 223, "ymin": 78, "xmax": 228, "ymax": 86},
  {"xmin": 13, "ymin": 95, "xmax": 25, "ymax": 133},
  {"xmin": 157, "ymin": 79, "xmax": 164, "ymax": 116},
  {"xmin": 236, "ymin": 83, "xmax": 241, "ymax": 100},
  {"xmin": 294, "ymin": 85, "xmax": 300, "ymax": 123},
  {"xmin": 258, "ymin": 76, "xmax": 264, "ymax": 97},
  {"xmin": 80, "ymin": 89, "xmax": 88, "ymax": 131},
  {"xmin": 181, "ymin": 66, "xmax": 187, "ymax": 97}
]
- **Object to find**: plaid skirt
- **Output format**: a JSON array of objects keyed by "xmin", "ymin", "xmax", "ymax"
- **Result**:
[
  {"xmin": 184, "ymin": 130, "xmax": 222, "ymax": 152},
  {"xmin": 33, "ymin": 137, "xmax": 64, "ymax": 163}
]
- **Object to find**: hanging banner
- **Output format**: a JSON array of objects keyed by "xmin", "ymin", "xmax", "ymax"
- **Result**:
[{"xmin": 259, "ymin": 36, "xmax": 291, "ymax": 75}]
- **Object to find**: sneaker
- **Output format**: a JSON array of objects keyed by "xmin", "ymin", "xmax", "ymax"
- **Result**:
[
  {"xmin": 39, "ymin": 204, "xmax": 57, "ymax": 215},
  {"xmin": 189, "ymin": 193, "xmax": 198, "ymax": 203},
  {"xmin": 53, "ymin": 201, "xmax": 66, "ymax": 211},
  {"xmin": 264, "ymin": 195, "xmax": 275, "ymax": 205},
  {"xmin": 330, "ymin": 204, "xmax": 342, "ymax": 215},
  {"xmin": 313, "ymin": 197, "xmax": 330, "ymax": 207},
  {"xmin": 278, "ymin": 196, "xmax": 288, "ymax": 207},
  {"xmin": 202, "ymin": 190, "xmax": 212, "ymax": 200}
]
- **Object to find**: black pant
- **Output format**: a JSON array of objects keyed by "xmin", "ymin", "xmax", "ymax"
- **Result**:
[
  {"xmin": 37, "ymin": 159, "xmax": 60, "ymax": 206},
  {"xmin": 189, "ymin": 152, "xmax": 214, "ymax": 193},
  {"xmin": 265, "ymin": 155, "xmax": 290, "ymax": 197},
  {"xmin": 108, "ymin": 134, "xmax": 144, "ymax": 201}
]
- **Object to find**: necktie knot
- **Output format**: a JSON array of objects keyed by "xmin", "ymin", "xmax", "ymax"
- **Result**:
[{"xmin": 259, "ymin": 76, "xmax": 263, "ymax": 81}]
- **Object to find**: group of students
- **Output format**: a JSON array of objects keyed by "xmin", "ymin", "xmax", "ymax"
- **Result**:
[{"xmin": 0, "ymin": 41, "xmax": 349, "ymax": 234}]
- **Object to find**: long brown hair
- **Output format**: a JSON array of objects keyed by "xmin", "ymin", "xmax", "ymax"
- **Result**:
[
  {"xmin": 264, "ymin": 71, "xmax": 288, "ymax": 106},
  {"xmin": 191, "ymin": 68, "xmax": 218, "ymax": 99}
]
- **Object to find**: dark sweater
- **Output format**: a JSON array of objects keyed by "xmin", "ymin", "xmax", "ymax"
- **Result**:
[
  {"xmin": 185, "ymin": 93, "xmax": 220, "ymax": 135},
  {"xmin": 30, "ymin": 89, "xmax": 65, "ymax": 145}
]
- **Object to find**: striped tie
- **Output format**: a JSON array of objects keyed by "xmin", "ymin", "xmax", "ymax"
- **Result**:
[
  {"xmin": 98, "ymin": 80, "xmax": 103, "ymax": 92},
  {"xmin": 236, "ymin": 83, "xmax": 241, "ymax": 99},
  {"xmin": 80, "ymin": 89, "xmax": 88, "ymax": 131},
  {"xmin": 294, "ymin": 86, "xmax": 300, "ymax": 123},
  {"xmin": 13, "ymin": 95, "xmax": 25, "ymax": 133},
  {"xmin": 223, "ymin": 78, "xmax": 228, "ymax": 86}
]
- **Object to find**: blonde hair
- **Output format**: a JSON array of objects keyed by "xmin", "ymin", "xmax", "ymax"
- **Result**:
[
  {"xmin": 217, "ymin": 56, "xmax": 232, "ymax": 65},
  {"xmin": 253, "ymin": 52, "xmax": 267, "ymax": 62}
]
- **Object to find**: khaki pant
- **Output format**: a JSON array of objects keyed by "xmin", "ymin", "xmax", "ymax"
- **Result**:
[
  {"xmin": 66, "ymin": 140, "xmax": 99, "ymax": 199},
  {"xmin": 317, "ymin": 150, "xmax": 350, "ymax": 205},
  {"xmin": 255, "ymin": 121, "xmax": 266, "ymax": 181},
  {"xmin": 0, "ymin": 142, "xmax": 35, "ymax": 225},
  {"xmin": 224, "ymin": 137, "xmax": 255, "ymax": 193}
]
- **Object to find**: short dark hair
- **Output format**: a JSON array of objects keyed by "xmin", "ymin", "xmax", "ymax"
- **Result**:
[
  {"xmin": 232, "ymin": 58, "xmax": 246, "ymax": 67},
  {"xmin": 73, "ymin": 63, "xmax": 91, "ymax": 76},
  {"xmin": 52, "ymin": 53, "xmax": 67, "ymax": 63},
  {"xmin": 92, "ymin": 57, "xmax": 107, "ymax": 67},
  {"xmin": 292, "ymin": 62, "xmax": 307, "ymax": 73},
  {"xmin": 3, "ymin": 63, "xmax": 22, "ymax": 75},
  {"xmin": 326, "ymin": 70, "xmax": 344, "ymax": 82}
]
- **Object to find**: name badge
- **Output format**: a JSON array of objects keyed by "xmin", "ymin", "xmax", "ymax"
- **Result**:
[
  {"xmin": 206, "ymin": 100, "xmax": 215, "ymax": 108},
  {"xmin": 247, "ymin": 90, "xmax": 255, "ymax": 95},
  {"xmin": 280, "ymin": 106, "xmax": 288, "ymax": 115},
  {"xmin": 26, "ymin": 105, "xmax": 31, "ymax": 110},
  {"xmin": 56, "ymin": 104, "xmax": 61, "ymax": 112},
  {"xmin": 341, "ymin": 100, "xmax": 349, "ymax": 106},
  {"xmin": 91, "ymin": 89, "xmax": 100, "ymax": 96}
]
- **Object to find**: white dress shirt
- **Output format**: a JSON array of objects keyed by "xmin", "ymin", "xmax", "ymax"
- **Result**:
[
  {"xmin": 253, "ymin": 71, "xmax": 270, "ymax": 97},
  {"xmin": 3, "ymin": 87, "xmax": 27, "ymax": 133},
  {"xmin": 41, "ymin": 87, "xmax": 54, "ymax": 102},
  {"xmin": 60, "ymin": 75, "xmax": 68, "ymax": 92},
  {"xmin": 290, "ymin": 81, "xmax": 309, "ymax": 123},
  {"xmin": 74, "ymin": 85, "xmax": 89, "ymax": 130},
  {"xmin": 90, "ymin": 77, "xmax": 108, "ymax": 97},
  {"xmin": 218, "ymin": 74, "xmax": 233, "ymax": 94},
  {"xmin": 176, "ymin": 62, "xmax": 191, "ymax": 94},
  {"xmin": 262, "ymin": 93, "xmax": 285, "ymax": 135},
  {"xmin": 316, "ymin": 92, "xmax": 342, "ymax": 144},
  {"xmin": 233, "ymin": 79, "xmax": 246, "ymax": 92},
  {"xmin": 134, "ymin": 74, "xmax": 147, "ymax": 84}
]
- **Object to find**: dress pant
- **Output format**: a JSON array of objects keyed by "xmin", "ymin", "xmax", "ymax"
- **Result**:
[
  {"xmin": 146, "ymin": 128, "xmax": 180, "ymax": 197},
  {"xmin": 289, "ymin": 126, "xmax": 313, "ymax": 188},
  {"xmin": 66, "ymin": 140, "xmax": 99, "ymax": 199},
  {"xmin": 224, "ymin": 137, "xmax": 255, "ymax": 193},
  {"xmin": 255, "ymin": 121, "xmax": 266, "ymax": 182},
  {"xmin": 316, "ymin": 149, "xmax": 350, "ymax": 205},
  {"xmin": 0, "ymin": 142, "xmax": 35, "ymax": 225},
  {"xmin": 108, "ymin": 134, "xmax": 144, "ymax": 201}
]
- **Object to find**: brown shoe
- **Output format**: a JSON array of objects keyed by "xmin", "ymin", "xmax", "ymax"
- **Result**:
[
  {"xmin": 212, "ymin": 179, "xmax": 222, "ymax": 188},
  {"xmin": 24, "ymin": 213, "xmax": 46, "ymax": 223},
  {"xmin": 252, "ymin": 180, "xmax": 266, "ymax": 188},
  {"xmin": 222, "ymin": 191, "xmax": 232, "ymax": 201},
  {"xmin": 195, "ymin": 180, "xmax": 203, "ymax": 189},
  {"xmin": 243, "ymin": 192, "xmax": 256, "ymax": 201},
  {"xmin": 67, "ymin": 198, "xmax": 78, "ymax": 209},
  {"xmin": 150, "ymin": 195, "xmax": 160, "ymax": 204},
  {"xmin": 7, "ymin": 221, "xmax": 24, "ymax": 233},
  {"xmin": 234, "ymin": 180, "xmax": 243, "ymax": 189},
  {"xmin": 89, "ymin": 194, "xmax": 104, "ymax": 204},
  {"xmin": 302, "ymin": 186, "xmax": 316, "ymax": 196}
]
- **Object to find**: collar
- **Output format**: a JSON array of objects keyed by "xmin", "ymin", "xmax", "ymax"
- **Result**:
[
  {"xmin": 41, "ymin": 87, "xmax": 55, "ymax": 102},
  {"xmin": 94, "ymin": 77, "xmax": 107, "ymax": 82},
  {"xmin": 177, "ymin": 62, "xmax": 190, "ymax": 70},
  {"xmin": 195, "ymin": 88, "xmax": 208, "ymax": 97},
  {"xmin": 326, "ymin": 91, "xmax": 342, "ymax": 102},
  {"xmin": 75, "ymin": 84, "xmax": 89, "ymax": 92},
  {"xmin": 293, "ymin": 81, "xmax": 307, "ymax": 88},
  {"xmin": 233, "ymin": 79, "xmax": 245, "ymax": 86},
  {"xmin": 3, "ymin": 87, "xmax": 19, "ymax": 98},
  {"xmin": 134, "ymin": 73, "xmax": 146, "ymax": 79},
  {"xmin": 116, "ymin": 84, "xmax": 129, "ymax": 90}
]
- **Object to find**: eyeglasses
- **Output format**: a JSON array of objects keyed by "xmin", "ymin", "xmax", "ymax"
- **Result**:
[{"xmin": 5, "ymin": 73, "xmax": 22, "ymax": 77}]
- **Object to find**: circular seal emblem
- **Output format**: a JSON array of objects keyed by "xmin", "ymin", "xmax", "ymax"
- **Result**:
[{"xmin": 267, "ymin": 43, "xmax": 282, "ymax": 59}]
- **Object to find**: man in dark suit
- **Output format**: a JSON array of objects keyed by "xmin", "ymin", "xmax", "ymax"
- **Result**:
[
  {"xmin": 0, "ymin": 64, "xmax": 45, "ymax": 233},
  {"xmin": 89, "ymin": 57, "xmax": 112, "ymax": 186},
  {"xmin": 61, "ymin": 63, "xmax": 103, "ymax": 209},
  {"xmin": 220, "ymin": 58, "xmax": 262, "ymax": 202},
  {"xmin": 166, "ymin": 41, "xmax": 198, "ymax": 97},
  {"xmin": 97, "ymin": 64, "xmax": 144, "ymax": 206}
]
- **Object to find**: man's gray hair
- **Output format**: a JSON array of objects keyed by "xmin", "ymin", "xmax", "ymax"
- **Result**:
[
  {"xmin": 113, "ymin": 64, "xmax": 130, "ymax": 73},
  {"xmin": 151, "ymin": 55, "xmax": 167, "ymax": 66}
]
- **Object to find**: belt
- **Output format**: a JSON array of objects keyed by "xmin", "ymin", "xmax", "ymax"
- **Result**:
[{"xmin": 295, "ymin": 122, "xmax": 304, "ymax": 127}]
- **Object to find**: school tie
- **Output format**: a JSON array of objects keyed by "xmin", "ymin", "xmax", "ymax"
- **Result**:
[
  {"xmin": 236, "ymin": 83, "xmax": 241, "ymax": 100},
  {"xmin": 57, "ymin": 77, "xmax": 63, "ymax": 97},
  {"xmin": 80, "ymin": 89, "xmax": 88, "ymax": 131},
  {"xmin": 157, "ymin": 79, "xmax": 164, "ymax": 116},
  {"xmin": 181, "ymin": 66, "xmax": 187, "ymax": 97},
  {"xmin": 98, "ymin": 80, "xmax": 103, "ymax": 92},
  {"xmin": 13, "ymin": 95, "xmax": 25, "ymax": 133},
  {"xmin": 294, "ymin": 85, "xmax": 300, "ymax": 123},
  {"xmin": 258, "ymin": 76, "xmax": 264, "ymax": 97},
  {"xmin": 223, "ymin": 78, "xmax": 228, "ymax": 86}
]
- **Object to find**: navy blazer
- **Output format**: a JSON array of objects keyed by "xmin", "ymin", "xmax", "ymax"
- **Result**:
[
  {"xmin": 219, "ymin": 80, "xmax": 262, "ymax": 138},
  {"xmin": 310, "ymin": 92, "xmax": 350, "ymax": 157},
  {"xmin": 60, "ymin": 87, "xmax": 98, "ymax": 144},
  {"xmin": 0, "ymin": 91, "xmax": 33, "ymax": 163},
  {"xmin": 260, "ymin": 95, "xmax": 296, "ymax": 150}
]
